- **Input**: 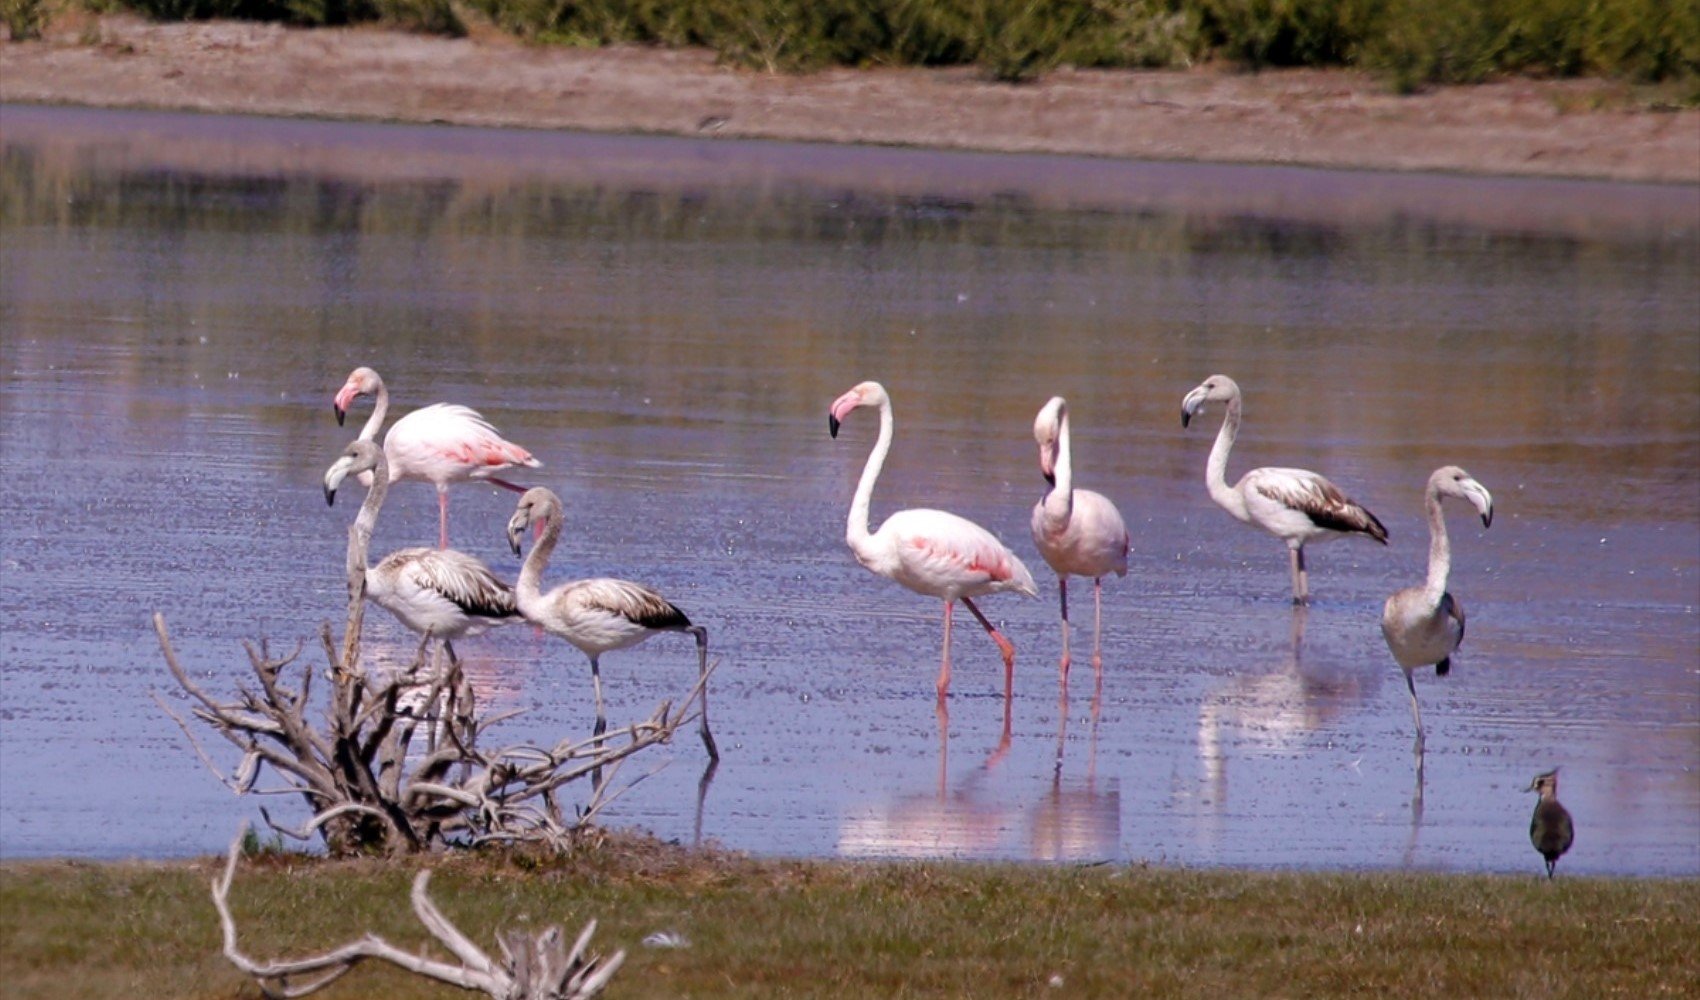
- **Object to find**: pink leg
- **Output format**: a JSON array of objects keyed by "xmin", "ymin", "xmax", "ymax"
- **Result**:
[
  {"xmin": 1057, "ymin": 577, "xmax": 1072, "ymax": 689},
  {"xmin": 936, "ymin": 601, "xmax": 954, "ymax": 701},
  {"xmin": 437, "ymin": 488, "xmax": 451, "ymax": 549},
  {"xmin": 1091, "ymin": 576, "xmax": 1104, "ymax": 678},
  {"xmin": 961, "ymin": 597, "xmax": 1015, "ymax": 705}
]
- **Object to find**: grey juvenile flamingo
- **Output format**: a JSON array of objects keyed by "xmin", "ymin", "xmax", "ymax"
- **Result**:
[
  {"xmin": 323, "ymin": 439, "xmax": 520, "ymax": 663},
  {"xmin": 506, "ymin": 487, "xmax": 718, "ymax": 760},
  {"xmin": 1379, "ymin": 465, "xmax": 1493, "ymax": 750},
  {"xmin": 1180, "ymin": 374, "xmax": 1387, "ymax": 604}
]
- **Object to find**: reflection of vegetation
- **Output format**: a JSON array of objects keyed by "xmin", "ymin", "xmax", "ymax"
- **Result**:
[{"xmin": 85, "ymin": 0, "xmax": 1700, "ymax": 89}]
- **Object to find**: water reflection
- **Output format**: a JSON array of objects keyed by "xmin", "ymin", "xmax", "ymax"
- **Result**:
[{"xmin": 2, "ymin": 106, "xmax": 1696, "ymax": 873}]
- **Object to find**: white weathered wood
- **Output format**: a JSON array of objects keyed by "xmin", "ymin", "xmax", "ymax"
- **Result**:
[{"xmin": 212, "ymin": 824, "xmax": 622, "ymax": 999}]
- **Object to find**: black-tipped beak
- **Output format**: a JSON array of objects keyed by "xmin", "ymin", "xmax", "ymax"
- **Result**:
[
  {"xmin": 334, "ymin": 403, "xmax": 346, "ymax": 427},
  {"xmin": 828, "ymin": 414, "xmax": 841, "ymax": 439},
  {"xmin": 1180, "ymin": 409, "xmax": 1192, "ymax": 429},
  {"xmin": 1043, "ymin": 471, "xmax": 1056, "ymax": 488},
  {"xmin": 507, "ymin": 524, "xmax": 524, "ymax": 557},
  {"xmin": 324, "ymin": 484, "xmax": 337, "ymax": 507},
  {"xmin": 1482, "ymin": 509, "xmax": 1494, "ymax": 529}
]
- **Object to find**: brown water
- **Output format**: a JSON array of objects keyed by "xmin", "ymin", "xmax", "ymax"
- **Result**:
[{"xmin": 2, "ymin": 105, "xmax": 1696, "ymax": 873}]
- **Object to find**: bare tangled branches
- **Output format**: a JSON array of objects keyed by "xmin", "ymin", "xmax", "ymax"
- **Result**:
[
  {"xmin": 212, "ymin": 823, "xmax": 624, "ymax": 999},
  {"xmin": 153, "ymin": 612, "xmax": 711, "ymax": 856}
]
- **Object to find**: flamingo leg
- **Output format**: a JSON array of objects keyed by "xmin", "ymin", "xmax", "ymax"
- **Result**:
[
  {"xmin": 1290, "ymin": 546, "xmax": 1310, "ymax": 605},
  {"xmin": 687, "ymin": 626, "xmax": 719, "ymax": 761},
  {"xmin": 1405, "ymin": 668, "xmax": 1425, "ymax": 753},
  {"xmin": 589, "ymin": 653, "xmax": 607, "ymax": 791},
  {"xmin": 436, "ymin": 487, "xmax": 451, "ymax": 550},
  {"xmin": 937, "ymin": 601, "xmax": 955, "ymax": 701},
  {"xmin": 1091, "ymin": 576, "xmax": 1104, "ymax": 679},
  {"xmin": 1057, "ymin": 577, "xmax": 1072, "ymax": 688},
  {"xmin": 961, "ymin": 596, "xmax": 1016, "ymax": 706}
]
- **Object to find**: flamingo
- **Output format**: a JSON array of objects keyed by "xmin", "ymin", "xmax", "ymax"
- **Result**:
[
  {"xmin": 1029, "ymin": 396, "xmax": 1128, "ymax": 688},
  {"xmin": 1180, "ymin": 374, "xmax": 1387, "ymax": 604},
  {"xmin": 828, "ymin": 380, "xmax": 1038, "ymax": 705},
  {"xmin": 1380, "ymin": 465, "xmax": 1493, "ymax": 751},
  {"xmin": 323, "ymin": 439, "xmax": 520, "ymax": 665},
  {"xmin": 505, "ymin": 487, "xmax": 718, "ymax": 761},
  {"xmin": 333, "ymin": 366, "xmax": 541, "ymax": 549},
  {"xmin": 1526, "ymin": 768, "xmax": 1574, "ymax": 879}
]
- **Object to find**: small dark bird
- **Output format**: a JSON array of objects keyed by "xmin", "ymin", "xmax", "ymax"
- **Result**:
[{"xmin": 1527, "ymin": 769, "xmax": 1574, "ymax": 878}]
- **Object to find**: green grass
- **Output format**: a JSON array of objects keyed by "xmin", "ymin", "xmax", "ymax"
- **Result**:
[{"xmin": 3, "ymin": 835, "xmax": 1696, "ymax": 998}]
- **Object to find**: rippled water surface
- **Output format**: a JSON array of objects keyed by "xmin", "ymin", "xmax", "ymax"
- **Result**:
[{"xmin": 2, "ymin": 105, "xmax": 1696, "ymax": 873}]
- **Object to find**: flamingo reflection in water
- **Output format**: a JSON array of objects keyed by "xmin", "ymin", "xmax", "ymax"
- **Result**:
[
  {"xmin": 1191, "ymin": 611, "xmax": 1379, "ymax": 828},
  {"xmin": 1031, "ymin": 680, "xmax": 1121, "ymax": 864}
]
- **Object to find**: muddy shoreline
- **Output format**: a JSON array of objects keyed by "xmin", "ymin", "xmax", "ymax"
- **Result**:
[{"xmin": 2, "ymin": 15, "xmax": 1697, "ymax": 185}]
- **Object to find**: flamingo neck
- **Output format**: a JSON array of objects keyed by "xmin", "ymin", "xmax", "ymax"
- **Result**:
[
  {"xmin": 1206, "ymin": 397, "xmax": 1249, "ymax": 522},
  {"xmin": 357, "ymin": 376, "xmax": 389, "ymax": 444},
  {"xmin": 1422, "ymin": 485, "xmax": 1453, "ymax": 603},
  {"xmin": 516, "ymin": 503, "xmax": 563, "ymax": 609},
  {"xmin": 1040, "ymin": 410, "xmax": 1075, "ymax": 529},
  {"xmin": 846, "ymin": 395, "xmax": 894, "ymax": 565},
  {"xmin": 350, "ymin": 453, "xmax": 388, "ymax": 589}
]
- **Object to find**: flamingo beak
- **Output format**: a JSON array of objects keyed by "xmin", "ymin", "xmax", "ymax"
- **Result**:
[
  {"xmin": 1180, "ymin": 387, "xmax": 1207, "ymax": 428},
  {"xmin": 506, "ymin": 514, "xmax": 527, "ymax": 556},
  {"xmin": 829, "ymin": 413, "xmax": 841, "ymax": 439},
  {"xmin": 334, "ymin": 403, "xmax": 346, "ymax": 427},
  {"xmin": 323, "ymin": 461, "xmax": 350, "ymax": 506}
]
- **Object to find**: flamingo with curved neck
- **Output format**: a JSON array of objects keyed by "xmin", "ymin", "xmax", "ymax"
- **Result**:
[
  {"xmin": 506, "ymin": 487, "xmax": 717, "ymax": 761},
  {"xmin": 323, "ymin": 439, "xmax": 519, "ymax": 664},
  {"xmin": 829, "ymin": 380, "xmax": 1037, "ymax": 707},
  {"xmin": 333, "ymin": 366, "xmax": 541, "ymax": 549},
  {"xmin": 1180, "ymin": 374, "xmax": 1387, "ymax": 604},
  {"xmin": 1030, "ymin": 396, "xmax": 1128, "ymax": 689},
  {"xmin": 1380, "ymin": 465, "xmax": 1493, "ymax": 751}
]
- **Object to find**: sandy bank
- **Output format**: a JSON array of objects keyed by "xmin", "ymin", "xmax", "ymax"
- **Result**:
[{"xmin": 2, "ymin": 16, "xmax": 1697, "ymax": 184}]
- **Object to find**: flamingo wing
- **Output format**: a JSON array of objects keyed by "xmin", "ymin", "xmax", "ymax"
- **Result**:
[
  {"xmin": 886, "ymin": 508, "xmax": 1037, "ymax": 596},
  {"xmin": 1246, "ymin": 468, "xmax": 1388, "ymax": 541},
  {"xmin": 396, "ymin": 549, "xmax": 519, "ymax": 621},
  {"xmin": 386, "ymin": 403, "xmax": 541, "ymax": 483},
  {"xmin": 574, "ymin": 578, "xmax": 693, "ymax": 631}
]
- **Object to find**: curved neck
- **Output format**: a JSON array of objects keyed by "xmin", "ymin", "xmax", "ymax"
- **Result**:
[
  {"xmin": 1422, "ymin": 486, "xmax": 1453, "ymax": 601},
  {"xmin": 357, "ymin": 377, "xmax": 389, "ymax": 444},
  {"xmin": 1206, "ymin": 397, "xmax": 1248, "ymax": 520},
  {"xmin": 846, "ymin": 395, "xmax": 894, "ymax": 562},
  {"xmin": 1041, "ymin": 409, "xmax": 1075, "ymax": 527},
  {"xmin": 517, "ymin": 502, "xmax": 563, "ymax": 607},
  {"xmin": 349, "ymin": 453, "xmax": 388, "ymax": 594}
]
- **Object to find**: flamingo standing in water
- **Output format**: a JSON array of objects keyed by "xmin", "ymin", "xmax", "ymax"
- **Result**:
[
  {"xmin": 1180, "ymin": 374, "xmax": 1387, "ymax": 604},
  {"xmin": 1029, "ymin": 396, "xmax": 1128, "ymax": 688},
  {"xmin": 333, "ymin": 366, "xmax": 541, "ymax": 549},
  {"xmin": 323, "ymin": 440, "xmax": 521, "ymax": 664},
  {"xmin": 828, "ymin": 380, "xmax": 1038, "ymax": 704},
  {"xmin": 506, "ymin": 487, "xmax": 718, "ymax": 760},
  {"xmin": 1380, "ymin": 465, "xmax": 1493, "ymax": 751}
]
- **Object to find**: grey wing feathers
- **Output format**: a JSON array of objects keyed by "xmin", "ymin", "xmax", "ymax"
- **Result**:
[
  {"xmin": 579, "ymin": 578, "xmax": 691, "ymax": 630},
  {"xmin": 1441, "ymin": 591, "xmax": 1466, "ymax": 648},
  {"xmin": 404, "ymin": 550, "xmax": 518, "ymax": 620},
  {"xmin": 1254, "ymin": 472, "xmax": 1389, "ymax": 542}
]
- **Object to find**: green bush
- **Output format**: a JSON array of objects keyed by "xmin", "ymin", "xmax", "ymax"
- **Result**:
[
  {"xmin": 3, "ymin": 0, "xmax": 53, "ymax": 39},
  {"xmin": 88, "ymin": 0, "xmax": 1700, "ymax": 85}
]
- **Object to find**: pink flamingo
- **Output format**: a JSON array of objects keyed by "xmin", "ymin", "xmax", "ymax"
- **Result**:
[
  {"xmin": 333, "ymin": 366, "xmax": 541, "ymax": 549},
  {"xmin": 1029, "ymin": 396, "xmax": 1129, "ymax": 688},
  {"xmin": 828, "ymin": 381, "xmax": 1038, "ymax": 706}
]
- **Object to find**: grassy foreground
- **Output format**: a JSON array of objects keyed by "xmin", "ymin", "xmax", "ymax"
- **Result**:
[{"xmin": 2, "ymin": 834, "xmax": 1696, "ymax": 999}]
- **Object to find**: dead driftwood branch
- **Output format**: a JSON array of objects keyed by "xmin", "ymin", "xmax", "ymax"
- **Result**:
[
  {"xmin": 154, "ymin": 612, "xmax": 714, "ymax": 856},
  {"xmin": 212, "ymin": 823, "xmax": 624, "ymax": 999}
]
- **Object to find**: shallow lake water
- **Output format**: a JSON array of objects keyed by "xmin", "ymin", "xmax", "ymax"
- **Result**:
[{"xmin": 2, "ymin": 105, "xmax": 1696, "ymax": 874}]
